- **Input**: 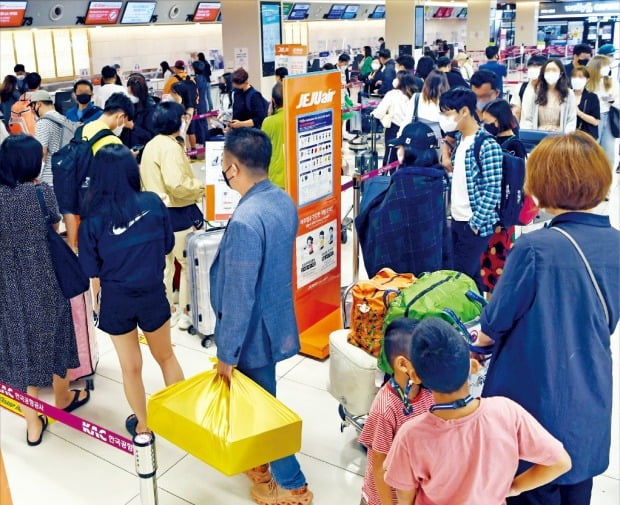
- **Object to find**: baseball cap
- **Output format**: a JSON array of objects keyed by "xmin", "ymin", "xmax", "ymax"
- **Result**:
[
  {"xmin": 174, "ymin": 60, "xmax": 185, "ymax": 69},
  {"xmin": 437, "ymin": 56, "xmax": 451, "ymax": 68},
  {"xmin": 598, "ymin": 44, "xmax": 616, "ymax": 56},
  {"xmin": 29, "ymin": 90, "xmax": 52, "ymax": 103},
  {"xmin": 389, "ymin": 122, "xmax": 438, "ymax": 149}
]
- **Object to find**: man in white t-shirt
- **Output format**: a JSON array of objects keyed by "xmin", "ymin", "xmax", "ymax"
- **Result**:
[{"xmin": 95, "ymin": 65, "xmax": 128, "ymax": 109}]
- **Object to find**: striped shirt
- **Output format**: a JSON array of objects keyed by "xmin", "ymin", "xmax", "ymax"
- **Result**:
[
  {"xmin": 359, "ymin": 383, "xmax": 434, "ymax": 505},
  {"xmin": 34, "ymin": 111, "xmax": 66, "ymax": 186}
]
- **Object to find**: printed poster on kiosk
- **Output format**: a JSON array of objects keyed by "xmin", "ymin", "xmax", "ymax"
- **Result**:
[{"xmin": 284, "ymin": 70, "xmax": 342, "ymax": 359}]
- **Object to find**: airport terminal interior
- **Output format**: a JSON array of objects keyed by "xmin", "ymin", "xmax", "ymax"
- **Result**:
[{"xmin": 0, "ymin": 0, "xmax": 619, "ymax": 504}]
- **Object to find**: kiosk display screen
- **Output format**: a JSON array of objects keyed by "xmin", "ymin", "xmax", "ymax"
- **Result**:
[
  {"xmin": 0, "ymin": 1, "xmax": 27, "ymax": 27},
  {"xmin": 341, "ymin": 4, "xmax": 358, "ymax": 19},
  {"xmin": 260, "ymin": 1, "xmax": 282, "ymax": 75},
  {"xmin": 325, "ymin": 4, "xmax": 346, "ymax": 19},
  {"xmin": 121, "ymin": 2, "xmax": 156, "ymax": 24},
  {"xmin": 85, "ymin": 1, "xmax": 122, "ymax": 25},
  {"xmin": 369, "ymin": 5, "xmax": 384, "ymax": 19},
  {"xmin": 288, "ymin": 3, "xmax": 310, "ymax": 20},
  {"xmin": 193, "ymin": 2, "xmax": 220, "ymax": 22}
]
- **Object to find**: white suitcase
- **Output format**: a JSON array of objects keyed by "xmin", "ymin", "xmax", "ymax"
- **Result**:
[
  {"xmin": 328, "ymin": 330, "xmax": 379, "ymax": 416},
  {"xmin": 184, "ymin": 228, "xmax": 225, "ymax": 346}
]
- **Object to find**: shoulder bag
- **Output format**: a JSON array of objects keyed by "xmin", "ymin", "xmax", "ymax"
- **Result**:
[
  {"xmin": 551, "ymin": 226, "xmax": 610, "ymax": 328},
  {"xmin": 35, "ymin": 185, "xmax": 90, "ymax": 299}
]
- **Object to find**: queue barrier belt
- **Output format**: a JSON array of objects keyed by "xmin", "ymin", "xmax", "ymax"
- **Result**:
[{"xmin": 0, "ymin": 380, "xmax": 134, "ymax": 455}]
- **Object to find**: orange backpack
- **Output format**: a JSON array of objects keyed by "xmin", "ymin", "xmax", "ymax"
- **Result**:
[
  {"xmin": 347, "ymin": 268, "xmax": 416, "ymax": 357},
  {"xmin": 8, "ymin": 94, "xmax": 36, "ymax": 136}
]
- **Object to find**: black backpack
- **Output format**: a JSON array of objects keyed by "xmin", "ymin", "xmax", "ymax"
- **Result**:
[
  {"xmin": 244, "ymin": 87, "xmax": 270, "ymax": 118},
  {"xmin": 174, "ymin": 74, "xmax": 198, "ymax": 109},
  {"xmin": 473, "ymin": 132, "xmax": 526, "ymax": 228},
  {"xmin": 51, "ymin": 126, "xmax": 115, "ymax": 215}
]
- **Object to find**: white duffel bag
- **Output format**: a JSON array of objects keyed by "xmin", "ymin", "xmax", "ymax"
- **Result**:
[{"xmin": 328, "ymin": 330, "xmax": 379, "ymax": 416}]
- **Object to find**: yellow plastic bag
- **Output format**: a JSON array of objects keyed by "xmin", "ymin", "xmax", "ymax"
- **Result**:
[{"xmin": 147, "ymin": 369, "xmax": 302, "ymax": 476}]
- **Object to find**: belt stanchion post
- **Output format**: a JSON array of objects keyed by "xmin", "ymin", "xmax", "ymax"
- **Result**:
[
  {"xmin": 134, "ymin": 433, "xmax": 158, "ymax": 505},
  {"xmin": 352, "ymin": 171, "xmax": 362, "ymax": 283}
]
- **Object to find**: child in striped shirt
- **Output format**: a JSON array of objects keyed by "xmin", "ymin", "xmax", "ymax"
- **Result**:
[{"xmin": 359, "ymin": 318, "xmax": 434, "ymax": 505}]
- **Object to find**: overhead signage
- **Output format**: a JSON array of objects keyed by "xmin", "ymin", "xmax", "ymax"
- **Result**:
[
  {"xmin": 84, "ymin": 1, "xmax": 122, "ymax": 25},
  {"xmin": 539, "ymin": 2, "xmax": 619, "ymax": 17},
  {"xmin": 0, "ymin": 0, "xmax": 27, "ymax": 27},
  {"xmin": 120, "ymin": 2, "xmax": 157, "ymax": 24},
  {"xmin": 193, "ymin": 2, "xmax": 220, "ymax": 22}
]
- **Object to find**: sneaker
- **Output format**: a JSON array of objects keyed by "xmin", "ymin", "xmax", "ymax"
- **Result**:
[
  {"xmin": 251, "ymin": 479, "xmax": 313, "ymax": 505},
  {"xmin": 245, "ymin": 464, "xmax": 272, "ymax": 484},
  {"xmin": 177, "ymin": 313, "xmax": 192, "ymax": 331},
  {"xmin": 170, "ymin": 310, "xmax": 181, "ymax": 328}
]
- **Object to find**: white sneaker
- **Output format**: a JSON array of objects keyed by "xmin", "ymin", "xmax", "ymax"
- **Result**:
[
  {"xmin": 177, "ymin": 313, "xmax": 193, "ymax": 331},
  {"xmin": 170, "ymin": 310, "xmax": 181, "ymax": 327}
]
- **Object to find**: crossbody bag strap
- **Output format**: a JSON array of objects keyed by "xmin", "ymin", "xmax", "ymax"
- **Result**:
[
  {"xmin": 551, "ymin": 226, "xmax": 610, "ymax": 328},
  {"xmin": 412, "ymin": 93, "xmax": 420, "ymax": 123},
  {"xmin": 34, "ymin": 184, "xmax": 52, "ymax": 226}
]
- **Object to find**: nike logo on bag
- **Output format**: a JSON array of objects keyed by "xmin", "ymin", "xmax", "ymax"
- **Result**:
[{"xmin": 111, "ymin": 211, "xmax": 150, "ymax": 235}]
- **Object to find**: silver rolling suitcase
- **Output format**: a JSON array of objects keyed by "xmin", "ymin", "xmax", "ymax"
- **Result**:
[{"xmin": 184, "ymin": 228, "xmax": 225, "ymax": 348}]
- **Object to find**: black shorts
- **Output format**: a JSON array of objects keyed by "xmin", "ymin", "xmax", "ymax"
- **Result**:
[{"xmin": 98, "ymin": 284, "xmax": 170, "ymax": 336}]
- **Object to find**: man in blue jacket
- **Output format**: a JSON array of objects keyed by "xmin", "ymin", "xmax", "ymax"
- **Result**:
[{"xmin": 210, "ymin": 128, "xmax": 313, "ymax": 505}]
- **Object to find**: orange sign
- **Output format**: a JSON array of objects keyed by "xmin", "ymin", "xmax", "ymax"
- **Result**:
[
  {"xmin": 275, "ymin": 44, "xmax": 309, "ymax": 76},
  {"xmin": 284, "ymin": 70, "xmax": 342, "ymax": 359}
]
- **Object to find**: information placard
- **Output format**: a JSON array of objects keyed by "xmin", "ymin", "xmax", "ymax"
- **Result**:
[
  {"xmin": 284, "ymin": 70, "xmax": 342, "ymax": 359},
  {"xmin": 275, "ymin": 44, "xmax": 308, "ymax": 76},
  {"xmin": 85, "ymin": 1, "xmax": 122, "ymax": 25},
  {"xmin": 194, "ymin": 2, "xmax": 220, "ymax": 22},
  {"xmin": 0, "ymin": 1, "xmax": 27, "ymax": 27}
]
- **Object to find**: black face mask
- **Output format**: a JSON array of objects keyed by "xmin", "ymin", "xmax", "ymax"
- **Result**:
[
  {"xmin": 577, "ymin": 58, "xmax": 590, "ymax": 66},
  {"xmin": 484, "ymin": 122, "xmax": 499, "ymax": 137},
  {"xmin": 222, "ymin": 165, "xmax": 234, "ymax": 188},
  {"xmin": 76, "ymin": 93, "xmax": 92, "ymax": 105},
  {"xmin": 218, "ymin": 83, "xmax": 227, "ymax": 93}
]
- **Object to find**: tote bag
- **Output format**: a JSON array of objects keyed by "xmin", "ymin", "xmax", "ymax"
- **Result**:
[{"xmin": 35, "ymin": 186, "xmax": 89, "ymax": 299}]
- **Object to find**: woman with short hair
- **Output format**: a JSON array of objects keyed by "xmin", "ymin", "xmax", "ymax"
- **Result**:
[
  {"xmin": 79, "ymin": 144, "xmax": 184, "ymax": 436},
  {"xmin": 0, "ymin": 135, "xmax": 89, "ymax": 446},
  {"xmin": 476, "ymin": 131, "xmax": 619, "ymax": 505}
]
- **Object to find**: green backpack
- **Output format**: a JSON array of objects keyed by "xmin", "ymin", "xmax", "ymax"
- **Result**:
[{"xmin": 378, "ymin": 270, "xmax": 486, "ymax": 373}]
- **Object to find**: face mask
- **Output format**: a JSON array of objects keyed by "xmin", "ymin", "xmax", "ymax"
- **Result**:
[
  {"xmin": 392, "ymin": 78, "xmax": 399, "ymax": 89},
  {"xmin": 127, "ymin": 95, "xmax": 138, "ymax": 104},
  {"xmin": 600, "ymin": 66, "xmax": 611, "ymax": 77},
  {"xmin": 397, "ymin": 147, "xmax": 404, "ymax": 165},
  {"xmin": 571, "ymin": 77, "xmax": 587, "ymax": 90},
  {"xmin": 218, "ymin": 83, "xmax": 227, "ymax": 92},
  {"xmin": 544, "ymin": 72, "xmax": 560, "ymax": 85},
  {"xmin": 112, "ymin": 117, "xmax": 124, "ymax": 136},
  {"xmin": 484, "ymin": 122, "xmax": 499, "ymax": 136},
  {"xmin": 476, "ymin": 99, "xmax": 492, "ymax": 111},
  {"xmin": 76, "ymin": 93, "xmax": 92, "ymax": 105},
  {"xmin": 16, "ymin": 75, "xmax": 25, "ymax": 81},
  {"xmin": 371, "ymin": 62, "xmax": 381, "ymax": 71},
  {"xmin": 527, "ymin": 67, "xmax": 540, "ymax": 80},
  {"xmin": 577, "ymin": 58, "xmax": 590, "ymax": 66},
  {"xmin": 439, "ymin": 114, "xmax": 459, "ymax": 133},
  {"xmin": 221, "ymin": 165, "xmax": 234, "ymax": 188},
  {"xmin": 33, "ymin": 104, "xmax": 41, "ymax": 119}
]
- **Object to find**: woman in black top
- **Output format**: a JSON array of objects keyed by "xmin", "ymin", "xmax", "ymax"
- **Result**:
[
  {"xmin": 197, "ymin": 52, "xmax": 213, "ymax": 111},
  {"xmin": 121, "ymin": 73, "xmax": 156, "ymax": 159},
  {"xmin": 480, "ymin": 99, "xmax": 527, "ymax": 294},
  {"xmin": 571, "ymin": 66, "xmax": 600, "ymax": 139}
]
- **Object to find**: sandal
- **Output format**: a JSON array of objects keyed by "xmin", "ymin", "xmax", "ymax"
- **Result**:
[
  {"xmin": 27, "ymin": 415, "xmax": 48, "ymax": 446},
  {"xmin": 62, "ymin": 389, "xmax": 91, "ymax": 413},
  {"xmin": 125, "ymin": 414, "xmax": 139, "ymax": 437}
]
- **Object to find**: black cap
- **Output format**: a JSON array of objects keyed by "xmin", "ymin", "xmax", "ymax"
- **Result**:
[
  {"xmin": 437, "ymin": 56, "xmax": 451, "ymax": 68},
  {"xmin": 389, "ymin": 122, "xmax": 438, "ymax": 149}
]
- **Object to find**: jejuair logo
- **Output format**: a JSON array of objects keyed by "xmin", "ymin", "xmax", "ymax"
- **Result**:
[{"xmin": 296, "ymin": 89, "xmax": 337, "ymax": 109}]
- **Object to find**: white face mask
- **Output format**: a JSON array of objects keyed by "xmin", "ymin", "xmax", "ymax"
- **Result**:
[
  {"xmin": 397, "ymin": 147, "xmax": 404, "ymax": 164},
  {"xmin": 600, "ymin": 66, "xmax": 611, "ymax": 77},
  {"xmin": 392, "ymin": 78, "xmax": 399, "ymax": 89},
  {"xmin": 112, "ymin": 117, "xmax": 124, "ymax": 136},
  {"xmin": 371, "ymin": 62, "xmax": 381, "ymax": 71},
  {"xmin": 439, "ymin": 113, "xmax": 459, "ymax": 133},
  {"xmin": 571, "ymin": 77, "xmax": 587, "ymax": 90},
  {"xmin": 527, "ymin": 67, "xmax": 540, "ymax": 80},
  {"xmin": 16, "ymin": 75, "xmax": 25, "ymax": 81},
  {"xmin": 544, "ymin": 72, "xmax": 560, "ymax": 85},
  {"xmin": 128, "ymin": 95, "xmax": 139, "ymax": 104}
]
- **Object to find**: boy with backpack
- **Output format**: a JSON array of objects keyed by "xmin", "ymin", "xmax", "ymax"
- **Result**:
[
  {"xmin": 359, "ymin": 318, "xmax": 434, "ymax": 505},
  {"xmin": 229, "ymin": 67, "xmax": 269, "ymax": 129},
  {"xmin": 384, "ymin": 318, "xmax": 572, "ymax": 504},
  {"xmin": 438, "ymin": 87, "xmax": 503, "ymax": 293},
  {"xmin": 31, "ymin": 90, "xmax": 79, "ymax": 186}
]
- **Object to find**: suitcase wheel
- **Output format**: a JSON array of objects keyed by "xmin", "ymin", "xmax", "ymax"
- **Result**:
[
  {"xmin": 201, "ymin": 336, "xmax": 212, "ymax": 348},
  {"xmin": 338, "ymin": 403, "xmax": 346, "ymax": 421},
  {"xmin": 187, "ymin": 325, "xmax": 197, "ymax": 335},
  {"xmin": 85, "ymin": 378, "xmax": 95, "ymax": 391},
  {"xmin": 341, "ymin": 226, "xmax": 348, "ymax": 244}
]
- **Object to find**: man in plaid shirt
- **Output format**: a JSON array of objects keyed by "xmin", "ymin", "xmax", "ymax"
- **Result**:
[{"xmin": 438, "ymin": 87, "xmax": 503, "ymax": 292}]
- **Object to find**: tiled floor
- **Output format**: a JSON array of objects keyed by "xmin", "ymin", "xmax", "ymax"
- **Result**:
[{"xmin": 1, "ymin": 159, "xmax": 619, "ymax": 504}]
